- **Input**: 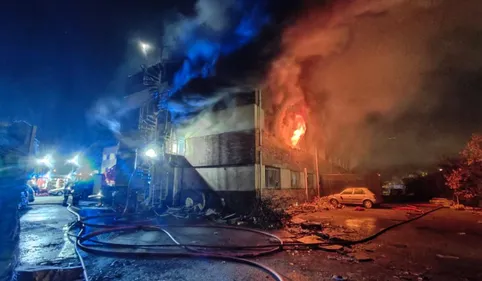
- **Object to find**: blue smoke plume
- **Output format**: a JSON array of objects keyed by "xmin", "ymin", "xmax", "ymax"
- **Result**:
[{"xmin": 163, "ymin": 0, "xmax": 270, "ymax": 105}]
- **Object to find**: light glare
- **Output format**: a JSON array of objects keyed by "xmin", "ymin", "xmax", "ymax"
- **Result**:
[
  {"xmin": 139, "ymin": 41, "xmax": 152, "ymax": 56},
  {"xmin": 145, "ymin": 148, "xmax": 157, "ymax": 158}
]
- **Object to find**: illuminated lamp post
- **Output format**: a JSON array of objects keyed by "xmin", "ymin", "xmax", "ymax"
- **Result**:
[{"xmin": 139, "ymin": 41, "xmax": 152, "ymax": 57}]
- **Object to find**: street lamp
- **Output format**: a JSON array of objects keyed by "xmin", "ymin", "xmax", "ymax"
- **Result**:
[{"xmin": 139, "ymin": 41, "xmax": 152, "ymax": 56}]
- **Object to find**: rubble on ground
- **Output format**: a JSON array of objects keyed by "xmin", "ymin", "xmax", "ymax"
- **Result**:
[
  {"xmin": 450, "ymin": 204, "xmax": 466, "ymax": 210},
  {"xmin": 300, "ymin": 221, "xmax": 323, "ymax": 231},
  {"xmin": 236, "ymin": 198, "xmax": 292, "ymax": 229},
  {"xmin": 287, "ymin": 196, "xmax": 340, "ymax": 215},
  {"xmin": 168, "ymin": 198, "xmax": 293, "ymax": 230},
  {"xmin": 429, "ymin": 198, "xmax": 454, "ymax": 207},
  {"xmin": 161, "ymin": 196, "xmax": 344, "ymax": 231},
  {"xmin": 297, "ymin": 235, "xmax": 323, "ymax": 244}
]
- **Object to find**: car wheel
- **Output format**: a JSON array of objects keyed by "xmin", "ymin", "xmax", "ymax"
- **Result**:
[
  {"xmin": 363, "ymin": 200, "xmax": 373, "ymax": 209},
  {"xmin": 330, "ymin": 199, "xmax": 339, "ymax": 207}
]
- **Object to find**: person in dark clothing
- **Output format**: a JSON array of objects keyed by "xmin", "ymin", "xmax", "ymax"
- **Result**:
[
  {"xmin": 71, "ymin": 183, "xmax": 82, "ymax": 206},
  {"xmin": 62, "ymin": 183, "xmax": 72, "ymax": 206}
]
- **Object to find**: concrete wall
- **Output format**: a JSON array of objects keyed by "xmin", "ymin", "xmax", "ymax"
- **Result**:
[
  {"xmin": 172, "ymin": 103, "xmax": 261, "ymax": 213},
  {"xmin": 280, "ymin": 168, "xmax": 291, "ymax": 189},
  {"xmin": 177, "ymin": 105, "xmax": 258, "ymax": 167},
  {"xmin": 262, "ymin": 132, "xmax": 315, "ymax": 173},
  {"xmin": 181, "ymin": 166, "xmax": 255, "ymax": 192},
  {"xmin": 259, "ymin": 164, "xmax": 317, "ymax": 207},
  {"xmin": 176, "ymin": 165, "xmax": 257, "ymax": 213},
  {"xmin": 172, "ymin": 94, "xmax": 321, "ymax": 212},
  {"xmin": 184, "ymin": 130, "xmax": 256, "ymax": 167},
  {"xmin": 177, "ymin": 104, "xmax": 257, "ymax": 139}
]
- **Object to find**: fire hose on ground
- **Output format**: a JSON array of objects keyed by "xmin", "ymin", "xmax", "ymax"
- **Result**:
[{"xmin": 66, "ymin": 205, "xmax": 445, "ymax": 281}]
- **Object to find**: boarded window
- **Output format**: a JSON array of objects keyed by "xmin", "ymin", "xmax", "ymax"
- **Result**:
[
  {"xmin": 291, "ymin": 171, "xmax": 300, "ymax": 188},
  {"xmin": 265, "ymin": 167, "xmax": 280, "ymax": 189}
]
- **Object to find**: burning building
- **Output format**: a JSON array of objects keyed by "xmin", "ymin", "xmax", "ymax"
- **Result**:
[{"xmin": 112, "ymin": 62, "xmax": 380, "ymax": 213}]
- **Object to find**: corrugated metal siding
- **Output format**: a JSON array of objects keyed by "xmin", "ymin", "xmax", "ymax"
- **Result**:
[{"xmin": 185, "ymin": 130, "xmax": 256, "ymax": 167}]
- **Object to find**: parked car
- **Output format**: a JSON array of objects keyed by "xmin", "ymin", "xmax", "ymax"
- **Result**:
[
  {"xmin": 328, "ymin": 187, "xmax": 379, "ymax": 208},
  {"xmin": 49, "ymin": 187, "xmax": 67, "ymax": 196}
]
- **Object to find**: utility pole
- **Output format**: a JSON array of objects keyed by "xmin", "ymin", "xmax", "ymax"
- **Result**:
[{"xmin": 315, "ymin": 147, "xmax": 320, "ymax": 197}]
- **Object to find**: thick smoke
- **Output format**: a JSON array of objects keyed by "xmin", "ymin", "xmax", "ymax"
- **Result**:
[
  {"xmin": 157, "ymin": 0, "xmax": 272, "ymax": 133},
  {"xmin": 267, "ymin": 0, "xmax": 482, "ymax": 171},
  {"xmin": 163, "ymin": 0, "xmax": 269, "ymax": 95}
]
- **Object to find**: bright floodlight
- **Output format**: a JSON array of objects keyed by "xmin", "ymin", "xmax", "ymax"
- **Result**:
[
  {"xmin": 145, "ymin": 148, "xmax": 158, "ymax": 159},
  {"xmin": 37, "ymin": 155, "xmax": 53, "ymax": 167},
  {"xmin": 67, "ymin": 154, "xmax": 80, "ymax": 166},
  {"xmin": 139, "ymin": 41, "xmax": 152, "ymax": 56}
]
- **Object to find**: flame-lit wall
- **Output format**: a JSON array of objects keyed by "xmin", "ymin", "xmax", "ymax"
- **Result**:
[
  {"xmin": 171, "ymin": 89, "xmax": 323, "ymax": 212},
  {"xmin": 172, "ymin": 92, "xmax": 259, "ymax": 212}
]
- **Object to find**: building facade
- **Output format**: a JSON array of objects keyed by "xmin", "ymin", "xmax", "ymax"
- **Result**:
[
  {"xmin": 101, "ymin": 144, "xmax": 119, "ymax": 174},
  {"xmin": 119, "ymin": 65, "xmax": 380, "ymax": 213}
]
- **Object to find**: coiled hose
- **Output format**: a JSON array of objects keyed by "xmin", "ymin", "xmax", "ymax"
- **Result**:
[
  {"xmin": 67, "ymin": 205, "xmax": 445, "ymax": 281},
  {"xmin": 67, "ymin": 207, "xmax": 285, "ymax": 281}
]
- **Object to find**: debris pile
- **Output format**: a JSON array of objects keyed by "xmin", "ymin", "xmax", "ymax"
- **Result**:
[
  {"xmin": 159, "ymin": 198, "xmax": 292, "ymax": 230},
  {"xmin": 287, "ymin": 196, "xmax": 340, "ymax": 215},
  {"xmin": 429, "ymin": 197, "xmax": 454, "ymax": 207},
  {"xmin": 238, "ymin": 198, "xmax": 292, "ymax": 229},
  {"xmin": 450, "ymin": 204, "xmax": 466, "ymax": 210}
]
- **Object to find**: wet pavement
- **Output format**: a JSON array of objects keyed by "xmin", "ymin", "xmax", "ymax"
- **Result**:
[
  {"xmin": 19, "ymin": 201, "xmax": 79, "ymax": 267},
  {"xmin": 30, "ymin": 195, "xmax": 64, "ymax": 205},
  {"xmin": 289, "ymin": 206, "xmax": 416, "ymax": 240},
  {"xmin": 18, "ymin": 202, "xmax": 482, "ymax": 281},
  {"xmin": 82, "ymin": 206, "xmax": 482, "ymax": 281}
]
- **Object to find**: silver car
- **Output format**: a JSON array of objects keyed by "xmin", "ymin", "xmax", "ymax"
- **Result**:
[{"xmin": 328, "ymin": 187, "xmax": 379, "ymax": 208}]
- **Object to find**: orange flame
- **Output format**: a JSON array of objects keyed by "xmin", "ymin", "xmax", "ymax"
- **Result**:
[{"xmin": 291, "ymin": 114, "xmax": 306, "ymax": 147}]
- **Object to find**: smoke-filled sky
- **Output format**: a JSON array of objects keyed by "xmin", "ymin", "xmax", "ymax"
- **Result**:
[
  {"xmin": 1, "ymin": 0, "xmax": 481, "ymax": 170},
  {"xmin": 267, "ymin": 0, "xmax": 482, "ymax": 170}
]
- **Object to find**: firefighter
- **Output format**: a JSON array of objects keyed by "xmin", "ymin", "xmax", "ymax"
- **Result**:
[
  {"xmin": 62, "ymin": 182, "xmax": 72, "ymax": 206},
  {"xmin": 71, "ymin": 182, "xmax": 82, "ymax": 207}
]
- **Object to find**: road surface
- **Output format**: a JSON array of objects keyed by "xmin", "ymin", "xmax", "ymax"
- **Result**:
[
  {"xmin": 82, "ymin": 207, "xmax": 482, "ymax": 281},
  {"xmin": 19, "ymin": 201, "xmax": 482, "ymax": 281},
  {"xmin": 19, "ymin": 198, "xmax": 78, "ymax": 267}
]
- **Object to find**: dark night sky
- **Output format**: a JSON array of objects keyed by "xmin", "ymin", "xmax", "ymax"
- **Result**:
[
  {"xmin": 1, "ymin": 0, "xmax": 481, "ymax": 170},
  {"xmin": 0, "ymin": 0, "xmax": 194, "ymax": 151}
]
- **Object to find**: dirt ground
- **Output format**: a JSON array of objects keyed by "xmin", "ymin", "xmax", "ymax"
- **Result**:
[{"xmin": 19, "ymin": 201, "xmax": 482, "ymax": 281}]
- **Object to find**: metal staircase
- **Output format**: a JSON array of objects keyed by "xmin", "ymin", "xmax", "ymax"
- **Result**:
[{"xmin": 132, "ymin": 60, "xmax": 173, "ymax": 208}]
